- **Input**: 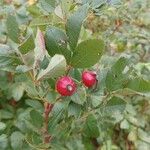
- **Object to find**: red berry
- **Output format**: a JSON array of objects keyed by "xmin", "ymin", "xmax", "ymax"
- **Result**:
[
  {"xmin": 82, "ymin": 71, "xmax": 97, "ymax": 87},
  {"xmin": 56, "ymin": 76, "xmax": 76, "ymax": 96}
]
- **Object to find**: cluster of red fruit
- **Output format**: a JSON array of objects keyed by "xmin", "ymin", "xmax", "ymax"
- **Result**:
[{"xmin": 56, "ymin": 71, "xmax": 97, "ymax": 96}]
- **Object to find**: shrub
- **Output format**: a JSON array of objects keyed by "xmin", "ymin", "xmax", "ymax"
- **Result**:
[{"xmin": 0, "ymin": 0, "xmax": 150, "ymax": 149}]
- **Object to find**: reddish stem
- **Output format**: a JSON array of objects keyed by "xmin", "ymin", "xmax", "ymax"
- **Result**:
[
  {"xmin": 9, "ymin": 99, "xmax": 17, "ymax": 107},
  {"xmin": 7, "ymin": 72, "xmax": 13, "ymax": 82},
  {"xmin": 44, "ymin": 102, "xmax": 54, "ymax": 143}
]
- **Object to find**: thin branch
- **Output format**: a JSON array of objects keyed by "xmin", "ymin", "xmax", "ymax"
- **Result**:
[{"xmin": 43, "ymin": 102, "xmax": 54, "ymax": 144}]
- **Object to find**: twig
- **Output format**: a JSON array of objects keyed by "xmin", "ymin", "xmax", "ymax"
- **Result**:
[{"xmin": 43, "ymin": 102, "xmax": 54, "ymax": 144}]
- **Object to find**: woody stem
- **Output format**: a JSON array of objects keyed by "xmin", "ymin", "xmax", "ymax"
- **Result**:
[{"xmin": 44, "ymin": 102, "xmax": 53, "ymax": 143}]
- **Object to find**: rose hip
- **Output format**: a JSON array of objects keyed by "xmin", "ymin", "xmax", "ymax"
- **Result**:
[
  {"xmin": 56, "ymin": 76, "xmax": 76, "ymax": 96},
  {"xmin": 82, "ymin": 71, "xmax": 97, "ymax": 87}
]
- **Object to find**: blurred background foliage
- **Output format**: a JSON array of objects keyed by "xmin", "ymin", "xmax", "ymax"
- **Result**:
[{"xmin": 0, "ymin": 0, "xmax": 150, "ymax": 149}]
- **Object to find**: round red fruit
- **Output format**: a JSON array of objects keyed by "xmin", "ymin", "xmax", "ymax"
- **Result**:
[
  {"xmin": 82, "ymin": 71, "xmax": 97, "ymax": 87},
  {"xmin": 56, "ymin": 76, "xmax": 76, "ymax": 96}
]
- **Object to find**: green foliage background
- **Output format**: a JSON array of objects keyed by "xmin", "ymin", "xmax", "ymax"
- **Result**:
[{"xmin": 0, "ymin": 0, "xmax": 150, "ymax": 149}]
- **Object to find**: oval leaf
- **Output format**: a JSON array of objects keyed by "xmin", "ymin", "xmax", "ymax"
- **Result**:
[
  {"xmin": 83, "ymin": 114, "xmax": 100, "ymax": 138},
  {"xmin": 19, "ymin": 34, "xmax": 35, "ymax": 54},
  {"xmin": 6, "ymin": 15, "xmax": 19, "ymax": 43},
  {"xmin": 71, "ymin": 39, "xmax": 104, "ymax": 68},
  {"xmin": 37, "ymin": 54, "xmax": 66, "ymax": 80},
  {"xmin": 10, "ymin": 131, "xmax": 24, "ymax": 150},
  {"xmin": 66, "ymin": 4, "xmax": 89, "ymax": 50},
  {"xmin": 71, "ymin": 86, "xmax": 86, "ymax": 105},
  {"xmin": 45, "ymin": 26, "xmax": 71, "ymax": 62}
]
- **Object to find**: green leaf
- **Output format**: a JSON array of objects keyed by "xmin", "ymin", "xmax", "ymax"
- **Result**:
[
  {"xmin": 24, "ymin": 119, "xmax": 40, "ymax": 134},
  {"xmin": 70, "ymin": 68, "xmax": 81, "ymax": 81},
  {"xmin": 27, "ymin": 5, "xmax": 41, "ymax": 16},
  {"xmin": 39, "ymin": 55, "xmax": 49, "ymax": 69},
  {"xmin": 23, "ymin": 80, "xmax": 39, "ymax": 97},
  {"xmin": 66, "ymin": 4, "xmax": 89, "ymax": 50},
  {"xmin": 126, "ymin": 104, "xmax": 136, "ymax": 116},
  {"xmin": 0, "ymin": 44, "xmax": 20, "ymax": 70},
  {"xmin": 60, "ymin": 0, "xmax": 75, "ymax": 16},
  {"xmin": 0, "ymin": 44, "xmax": 12, "ymax": 54},
  {"xmin": 139, "ymin": 12, "xmax": 150, "ymax": 26},
  {"xmin": 0, "ymin": 134, "xmax": 8, "ymax": 149},
  {"xmin": 106, "ymin": 96, "xmax": 126, "ymax": 111},
  {"xmin": 111, "ymin": 88, "xmax": 150, "ymax": 101},
  {"xmin": 106, "ymin": 57, "xmax": 128, "ymax": 91},
  {"xmin": 68, "ymin": 102, "xmax": 81, "ymax": 117},
  {"xmin": 0, "ymin": 44, "xmax": 13, "ymax": 67},
  {"xmin": 91, "ymin": 95, "xmax": 103, "ymax": 108},
  {"xmin": 108, "ymin": 0, "xmax": 122, "ymax": 5},
  {"xmin": 6, "ymin": 15, "xmax": 19, "ymax": 43},
  {"xmin": 52, "ymin": 101, "xmax": 68, "ymax": 115},
  {"xmin": 111, "ymin": 57, "xmax": 128, "ymax": 74},
  {"xmin": 120, "ymin": 119, "xmax": 129, "ymax": 129},
  {"xmin": 39, "ymin": 0, "xmax": 55, "ymax": 13},
  {"xmin": 19, "ymin": 34, "xmax": 35, "ymax": 54},
  {"xmin": 28, "ymin": 132, "xmax": 43, "ymax": 145},
  {"xmin": 138, "ymin": 129, "xmax": 150, "ymax": 144},
  {"xmin": 91, "ymin": 0, "xmax": 106, "ymax": 8},
  {"xmin": 54, "ymin": 5, "xmax": 64, "ymax": 19},
  {"xmin": 30, "ymin": 110, "xmax": 44, "ymax": 128},
  {"xmin": 48, "ymin": 101, "xmax": 69, "ymax": 135},
  {"xmin": 16, "ymin": 65, "xmax": 31, "ymax": 73},
  {"xmin": 136, "ymin": 141, "xmax": 150, "ymax": 150},
  {"xmin": 0, "ymin": 122, "xmax": 6, "ymax": 131},
  {"xmin": 83, "ymin": 114, "xmax": 99, "ymax": 138},
  {"xmin": 127, "ymin": 78, "xmax": 150, "ymax": 92},
  {"xmin": 82, "ymin": 0, "xmax": 106, "ymax": 9},
  {"xmin": 45, "ymin": 91, "xmax": 57, "ymax": 103},
  {"xmin": 45, "ymin": 26, "xmax": 71, "ymax": 61},
  {"xmin": 30, "ymin": 15, "xmax": 52, "ymax": 26},
  {"xmin": 66, "ymin": 136, "xmax": 85, "ymax": 150},
  {"xmin": 48, "ymin": 109, "xmax": 63, "ymax": 134},
  {"xmin": 11, "ymin": 83, "xmax": 24, "ymax": 101},
  {"xmin": 0, "ymin": 110, "xmax": 14, "ymax": 119},
  {"xmin": 126, "ymin": 115, "xmax": 145, "ymax": 128},
  {"xmin": 25, "ymin": 99, "xmax": 44, "ymax": 112},
  {"xmin": 0, "ymin": 56, "xmax": 16, "ymax": 70},
  {"xmin": 71, "ymin": 86, "xmax": 86, "ymax": 105},
  {"xmin": 10, "ymin": 131, "xmax": 24, "ymax": 150},
  {"xmin": 82, "ymin": 136, "xmax": 95, "ymax": 150},
  {"xmin": 37, "ymin": 54, "xmax": 66, "ymax": 80},
  {"xmin": 104, "ymin": 96, "xmax": 126, "ymax": 123},
  {"xmin": 71, "ymin": 39, "xmax": 104, "ymax": 68}
]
